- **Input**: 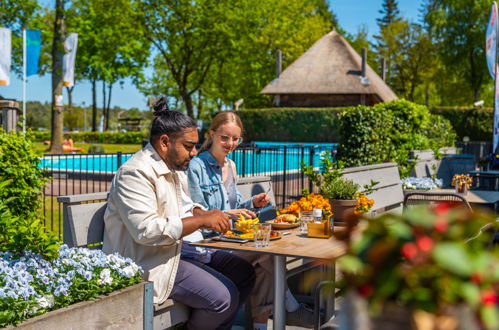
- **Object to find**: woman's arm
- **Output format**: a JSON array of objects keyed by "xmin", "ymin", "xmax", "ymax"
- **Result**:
[{"xmin": 186, "ymin": 159, "xmax": 210, "ymax": 210}]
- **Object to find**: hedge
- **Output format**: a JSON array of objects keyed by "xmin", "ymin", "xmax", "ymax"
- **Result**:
[
  {"xmin": 430, "ymin": 107, "xmax": 493, "ymax": 141},
  {"xmin": 338, "ymin": 100, "xmax": 457, "ymax": 178},
  {"xmin": 29, "ymin": 131, "xmax": 147, "ymax": 144},
  {"xmin": 237, "ymin": 108, "xmax": 343, "ymax": 142}
]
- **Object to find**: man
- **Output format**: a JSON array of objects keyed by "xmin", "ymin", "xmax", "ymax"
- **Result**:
[{"xmin": 103, "ymin": 102, "xmax": 255, "ymax": 329}]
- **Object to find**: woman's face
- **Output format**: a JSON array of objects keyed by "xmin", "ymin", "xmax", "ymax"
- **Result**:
[{"xmin": 210, "ymin": 123, "xmax": 242, "ymax": 156}]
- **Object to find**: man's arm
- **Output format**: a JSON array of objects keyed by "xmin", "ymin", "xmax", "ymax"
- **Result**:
[{"xmin": 182, "ymin": 209, "xmax": 231, "ymax": 236}]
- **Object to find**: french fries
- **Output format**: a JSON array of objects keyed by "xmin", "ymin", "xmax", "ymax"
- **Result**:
[{"xmin": 234, "ymin": 214, "xmax": 260, "ymax": 233}]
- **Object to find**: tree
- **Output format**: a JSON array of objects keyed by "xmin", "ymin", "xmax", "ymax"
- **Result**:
[
  {"xmin": 49, "ymin": 0, "xmax": 65, "ymax": 153},
  {"xmin": 138, "ymin": 0, "xmax": 332, "ymax": 116},
  {"xmin": 376, "ymin": 0, "xmax": 401, "ymax": 28},
  {"xmin": 430, "ymin": 0, "xmax": 490, "ymax": 102},
  {"xmin": 374, "ymin": 0, "xmax": 402, "ymax": 84},
  {"xmin": 68, "ymin": 0, "xmax": 150, "ymax": 131}
]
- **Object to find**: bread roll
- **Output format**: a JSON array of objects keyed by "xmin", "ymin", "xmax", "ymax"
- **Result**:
[{"xmin": 276, "ymin": 214, "xmax": 297, "ymax": 223}]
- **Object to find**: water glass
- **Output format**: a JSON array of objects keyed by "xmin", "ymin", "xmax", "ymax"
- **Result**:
[
  {"xmin": 299, "ymin": 211, "xmax": 314, "ymax": 233},
  {"xmin": 253, "ymin": 223, "xmax": 271, "ymax": 247}
]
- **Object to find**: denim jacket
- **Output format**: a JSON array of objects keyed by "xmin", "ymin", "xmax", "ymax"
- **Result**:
[{"xmin": 187, "ymin": 151, "xmax": 252, "ymax": 212}]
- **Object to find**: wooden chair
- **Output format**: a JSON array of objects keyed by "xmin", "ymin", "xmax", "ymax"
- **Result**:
[{"xmin": 403, "ymin": 191, "xmax": 473, "ymax": 213}]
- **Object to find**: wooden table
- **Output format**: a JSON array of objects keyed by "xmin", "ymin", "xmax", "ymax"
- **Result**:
[
  {"xmin": 190, "ymin": 229, "xmax": 346, "ymax": 330},
  {"xmin": 431, "ymin": 188, "xmax": 499, "ymax": 210}
]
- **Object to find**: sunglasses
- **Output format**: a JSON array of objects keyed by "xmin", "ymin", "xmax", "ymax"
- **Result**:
[{"xmin": 217, "ymin": 134, "xmax": 243, "ymax": 145}]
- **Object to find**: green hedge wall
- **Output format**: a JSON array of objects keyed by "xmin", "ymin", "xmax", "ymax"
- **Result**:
[
  {"xmin": 30, "ymin": 131, "xmax": 147, "ymax": 144},
  {"xmin": 237, "ymin": 108, "xmax": 343, "ymax": 142},
  {"xmin": 430, "ymin": 107, "xmax": 493, "ymax": 141},
  {"xmin": 338, "ymin": 100, "xmax": 457, "ymax": 178}
]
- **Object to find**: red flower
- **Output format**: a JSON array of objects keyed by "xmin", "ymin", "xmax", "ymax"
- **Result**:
[
  {"xmin": 481, "ymin": 290, "xmax": 498, "ymax": 306},
  {"xmin": 357, "ymin": 285, "xmax": 374, "ymax": 298},
  {"xmin": 416, "ymin": 236, "xmax": 434, "ymax": 252},
  {"xmin": 401, "ymin": 243, "xmax": 418, "ymax": 260},
  {"xmin": 434, "ymin": 203, "xmax": 450, "ymax": 215},
  {"xmin": 470, "ymin": 272, "xmax": 482, "ymax": 284},
  {"xmin": 434, "ymin": 217, "xmax": 448, "ymax": 233}
]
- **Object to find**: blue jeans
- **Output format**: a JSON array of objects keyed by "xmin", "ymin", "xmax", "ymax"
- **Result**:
[{"xmin": 171, "ymin": 251, "xmax": 256, "ymax": 330}]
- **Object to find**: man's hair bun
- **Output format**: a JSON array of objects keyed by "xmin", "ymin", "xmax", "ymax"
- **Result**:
[{"xmin": 153, "ymin": 97, "xmax": 169, "ymax": 116}]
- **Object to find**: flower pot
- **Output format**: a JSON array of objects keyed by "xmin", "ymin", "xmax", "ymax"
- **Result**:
[
  {"xmin": 4, "ymin": 282, "xmax": 147, "ymax": 330},
  {"xmin": 330, "ymin": 199, "xmax": 356, "ymax": 224},
  {"xmin": 455, "ymin": 185, "xmax": 468, "ymax": 195}
]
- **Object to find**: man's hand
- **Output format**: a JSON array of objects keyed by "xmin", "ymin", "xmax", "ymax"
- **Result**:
[{"xmin": 200, "ymin": 210, "xmax": 232, "ymax": 233}]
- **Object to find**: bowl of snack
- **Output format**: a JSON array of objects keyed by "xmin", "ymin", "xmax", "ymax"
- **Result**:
[{"xmin": 234, "ymin": 215, "xmax": 260, "ymax": 233}]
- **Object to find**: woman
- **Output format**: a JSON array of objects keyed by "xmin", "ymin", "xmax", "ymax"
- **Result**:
[{"xmin": 187, "ymin": 112, "xmax": 315, "ymax": 329}]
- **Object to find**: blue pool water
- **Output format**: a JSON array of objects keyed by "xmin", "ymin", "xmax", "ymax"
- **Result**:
[{"xmin": 39, "ymin": 142, "xmax": 338, "ymax": 174}]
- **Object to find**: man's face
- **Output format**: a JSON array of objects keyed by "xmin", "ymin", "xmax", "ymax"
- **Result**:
[{"xmin": 161, "ymin": 127, "xmax": 198, "ymax": 171}]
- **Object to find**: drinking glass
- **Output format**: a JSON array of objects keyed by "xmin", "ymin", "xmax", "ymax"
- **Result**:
[
  {"xmin": 299, "ymin": 211, "xmax": 313, "ymax": 233},
  {"xmin": 260, "ymin": 223, "xmax": 272, "ymax": 247},
  {"xmin": 252, "ymin": 223, "xmax": 269, "ymax": 247}
]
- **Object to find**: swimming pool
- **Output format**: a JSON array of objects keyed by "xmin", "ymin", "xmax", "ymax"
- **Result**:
[{"xmin": 39, "ymin": 143, "xmax": 338, "ymax": 175}]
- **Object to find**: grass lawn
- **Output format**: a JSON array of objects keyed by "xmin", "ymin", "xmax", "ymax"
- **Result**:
[{"xmin": 33, "ymin": 142, "xmax": 142, "ymax": 154}]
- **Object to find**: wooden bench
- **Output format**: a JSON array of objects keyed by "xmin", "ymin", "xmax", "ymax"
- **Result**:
[
  {"xmin": 57, "ymin": 175, "xmax": 279, "ymax": 330},
  {"xmin": 342, "ymin": 162, "xmax": 404, "ymax": 213},
  {"xmin": 57, "ymin": 193, "xmax": 189, "ymax": 330}
]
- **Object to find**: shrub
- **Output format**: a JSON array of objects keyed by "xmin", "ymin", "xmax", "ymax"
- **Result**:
[
  {"xmin": 338, "ymin": 100, "xmax": 457, "ymax": 178},
  {"xmin": 29, "ymin": 131, "xmax": 146, "ymax": 144},
  {"xmin": 0, "ymin": 130, "xmax": 47, "ymax": 219},
  {"xmin": 238, "ymin": 108, "xmax": 343, "ymax": 142},
  {"xmin": 431, "ymin": 107, "xmax": 492, "ymax": 141}
]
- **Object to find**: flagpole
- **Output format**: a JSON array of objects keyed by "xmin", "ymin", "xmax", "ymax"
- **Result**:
[{"xmin": 22, "ymin": 27, "xmax": 26, "ymax": 134}]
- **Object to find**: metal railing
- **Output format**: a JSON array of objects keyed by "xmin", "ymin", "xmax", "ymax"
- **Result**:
[{"xmin": 41, "ymin": 144, "xmax": 337, "ymax": 238}]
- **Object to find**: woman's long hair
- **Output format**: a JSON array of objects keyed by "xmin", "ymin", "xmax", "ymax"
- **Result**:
[{"xmin": 198, "ymin": 112, "xmax": 243, "ymax": 154}]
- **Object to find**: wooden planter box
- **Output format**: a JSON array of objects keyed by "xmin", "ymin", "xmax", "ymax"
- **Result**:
[{"xmin": 6, "ymin": 282, "xmax": 151, "ymax": 330}]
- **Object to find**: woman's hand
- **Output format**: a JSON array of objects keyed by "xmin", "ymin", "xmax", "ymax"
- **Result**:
[
  {"xmin": 225, "ymin": 209, "xmax": 257, "ymax": 219},
  {"xmin": 252, "ymin": 193, "xmax": 270, "ymax": 208}
]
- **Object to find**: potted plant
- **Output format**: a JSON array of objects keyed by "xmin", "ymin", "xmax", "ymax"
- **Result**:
[
  {"xmin": 336, "ymin": 204, "xmax": 499, "ymax": 329},
  {"xmin": 452, "ymin": 174, "xmax": 473, "ymax": 195},
  {"xmin": 301, "ymin": 151, "xmax": 377, "ymax": 222}
]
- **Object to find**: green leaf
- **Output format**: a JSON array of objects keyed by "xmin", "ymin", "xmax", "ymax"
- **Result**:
[
  {"xmin": 337, "ymin": 255, "xmax": 364, "ymax": 274},
  {"xmin": 459, "ymin": 282, "xmax": 480, "ymax": 307},
  {"xmin": 432, "ymin": 242, "xmax": 472, "ymax": 277}
]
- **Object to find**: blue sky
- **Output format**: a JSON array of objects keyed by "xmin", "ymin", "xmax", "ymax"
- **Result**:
[{"xmin": 0, "ymin": 0, "xmax": 422, "ymax": 110}]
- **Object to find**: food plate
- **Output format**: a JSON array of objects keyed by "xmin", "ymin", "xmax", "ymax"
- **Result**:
[
  {"xmin": 221, "ymin": 230, "xmax": 282, "ymax": 241},
  {"xmin": 268, "ymin": 219, "xmax": 299, "ymax": 229}
]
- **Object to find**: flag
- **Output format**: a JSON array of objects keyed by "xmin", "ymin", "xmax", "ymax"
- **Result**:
[
  {"xmin": 486, "ymin": 2, "xmax": 498, "ymax": 80},
  {"xmin": 26, "ymin": 29, "xmax": 41, "ymax": 76},
  {"xmin": 0, "ymin": 28, "xmax": 11, "ymax": 86},
  {"xmin": 494, "ymin": 69, "xmax": 499, "ymax": 153},
  {"xmin": 63, "ymin": 33, "xmax": 78, "ymax": 87}
]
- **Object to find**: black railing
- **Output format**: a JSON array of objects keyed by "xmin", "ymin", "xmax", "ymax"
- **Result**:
[{"xmin": 41, "ymin": 144, "xmax": 337, "ymax": 238}]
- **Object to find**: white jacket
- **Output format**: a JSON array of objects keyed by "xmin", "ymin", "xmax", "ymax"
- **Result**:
[{"xmin": 103, "ymin": 143, "xmax": 198, "ymax": 304}]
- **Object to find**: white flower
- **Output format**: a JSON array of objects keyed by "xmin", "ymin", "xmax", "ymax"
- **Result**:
[
  {"xmin": 99, "ymin": 268, "xmax": 113, "ymax": 286},
  {"xmin": 37, "ymin": 295, "xmax": 55, "ymax": 309},
  {"xmin": 121, "ymin": 265, "xmax": 136, "ymax": 278}
]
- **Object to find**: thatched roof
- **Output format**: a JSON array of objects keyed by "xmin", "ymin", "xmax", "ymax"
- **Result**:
[{"xmin": 261, "ymin": 30, "xmax": 397, "ymax": 102}]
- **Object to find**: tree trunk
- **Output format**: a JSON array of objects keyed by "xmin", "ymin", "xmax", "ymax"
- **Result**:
[
  {"xmin": 49, "ymin": 0, "xmax": 66, "ymax": 153},
  {"xmin": 102, "ymin": 80, "xmax": 106, "ymax": 131},
  {"xmin": 425, "ymin": 84, "xmax": 430, "ymax": 107},
  {"xmin": 196, "ymin": 89, "xmax": 203, "ymax": 119},
  {"xmin": 180, "ymin": 89, "xmax": 194, "ymax": 118},
  {"xmin": 105, "ymin": 82, "xmax": 113, "ymax": 130},
  {"xmin": 92, "ymin": 78, "xmax": 97, "ymax": 131}
]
